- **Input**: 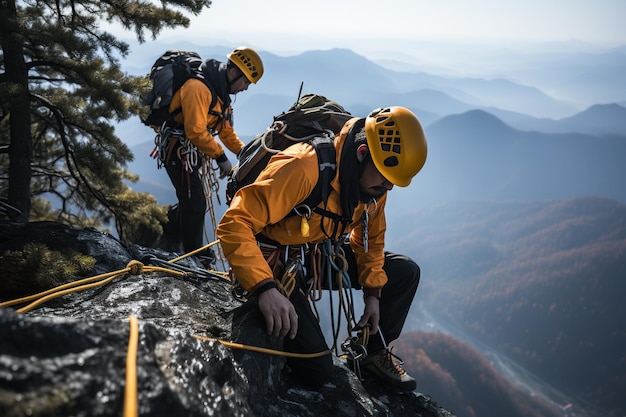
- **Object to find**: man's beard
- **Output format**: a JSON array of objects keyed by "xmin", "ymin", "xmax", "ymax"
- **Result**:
[
  {"xmin": 357, "ymin": 158, "xmax": 387, "ymax": 202},
  {"xmin": 359, "ymin": 186, "xmax": 386, "ymax": 203}
]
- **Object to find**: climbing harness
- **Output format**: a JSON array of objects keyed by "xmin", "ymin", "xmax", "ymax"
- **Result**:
[
  {"xmin": 150, "ymin": 124, "xmax": 228, "ymax": 270},
  {"xmin": 230, "ymin": 236, "xmax": 372, "ymax": 375},
  {"xmin": 150, "ymin": 124, "xmax": 183, "ymax": 169}
]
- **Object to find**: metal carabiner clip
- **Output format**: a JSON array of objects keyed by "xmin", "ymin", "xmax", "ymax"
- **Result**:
[{"xmin": 187, "ymin": 146, "xmax": 198, "ymax": 167}]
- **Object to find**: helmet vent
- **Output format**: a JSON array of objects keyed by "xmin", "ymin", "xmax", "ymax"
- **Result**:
[
  {"xmin": 235, "ymin": 52, "xmax": 259, "ymax": 76},
  {"xmin": 378, "ymin": 128, "xmax": 402, "ymax": 154},
  {"xmin": 384, "ymin": 156, "xmax": 399, "ymax": 167},
  {"xmin": 228, "ymin": 47, "xmax": 264, "ymax": 83}
]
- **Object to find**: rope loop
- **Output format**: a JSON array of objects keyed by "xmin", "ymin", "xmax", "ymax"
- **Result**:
[
  {"xmin": 332, "ymin": 251, "xmax": 349, "ymax": 274},
  {"xmin": 126, "ymin": 260, "xmax": 144, "ymax": 275}
]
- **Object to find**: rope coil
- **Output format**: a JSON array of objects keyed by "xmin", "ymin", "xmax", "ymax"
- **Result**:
[
  {"xmin": 0, "ymin": 243, "xmax": 229, "ymax": 313},
  {"xmin": 127, "ymin": 260, "xmax": 144, "ymax": 275}
]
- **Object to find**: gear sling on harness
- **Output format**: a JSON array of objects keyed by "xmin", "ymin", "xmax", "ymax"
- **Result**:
[
  {"xmin": 229, "ymin": 116, "xmax": 367, "ymax": 369},
  {"xmin": 234, "ymin": 181, "xmax": 367, "ymax": 384},
  {"xmin": 253, "ymin": 236, "xmax": 378, "ymax": 385}
]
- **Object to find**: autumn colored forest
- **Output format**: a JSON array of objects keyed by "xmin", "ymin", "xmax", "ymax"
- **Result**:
[
  {"xmin": 395, "ymin": 332, "xmax": 562, "ymax": 417},
  {"xmin": 388, "ymin": 196, "xmax": 626, "ymax": 417}
]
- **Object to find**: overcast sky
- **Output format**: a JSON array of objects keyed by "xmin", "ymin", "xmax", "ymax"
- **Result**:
[{"xmin": 151, "ymin": 0, "xmax": 625, "ymax": 56}]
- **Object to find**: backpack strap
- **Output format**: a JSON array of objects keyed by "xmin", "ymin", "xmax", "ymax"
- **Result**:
[
  {"xmin": 257, "ymin": 133, "xmax": 350, "ymax": 245},
  {"xmin": 291, "ymin": 133, "xmax": 352, "ymax": 240},
  {"xmin": 204, "ymin": 79, "xmax": 227, "ymax": 133},
  {"xmin": 167, "ymin": 77, "xmax": 224, "ymax": 131},
  {"xmin": 301, "ymin": 134, "xmax": 336, "ymax": 209}
]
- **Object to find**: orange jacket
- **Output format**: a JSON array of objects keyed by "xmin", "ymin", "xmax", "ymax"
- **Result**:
[
  {"xmin": 217, "ymin": 118, "xmax": 388, "ymax": 292},
  {"xmin": 169, "ymin": 78, "xmax": 244, "ymax": 158}
]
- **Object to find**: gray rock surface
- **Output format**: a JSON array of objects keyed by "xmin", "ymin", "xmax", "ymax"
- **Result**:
[{"xmin": 0, "ymin": 221, "xmax": 455, "ymax": 416}]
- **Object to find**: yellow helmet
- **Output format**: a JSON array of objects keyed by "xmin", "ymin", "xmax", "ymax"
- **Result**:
[
  {"xmin": 365, "ymin": 107, "xmax": 427, "ymax": 187},
  {"xmin": 227, "ymin": 46, "xmax": 264, "ymax": 84}
]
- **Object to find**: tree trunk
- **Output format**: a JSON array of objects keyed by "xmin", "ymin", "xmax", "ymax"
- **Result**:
[{"xmin": 1, "ymin": 0, "xmax": 32, "ymax": 222}]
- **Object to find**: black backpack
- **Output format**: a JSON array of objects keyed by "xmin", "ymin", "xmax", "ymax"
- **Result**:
[
  {"xmin": 140, "ymin": 50, "xmax": 219, "ymax": 127},
  {"xmin": 225, "ymin": 93, "xmax": 353, "ymax": 213}
]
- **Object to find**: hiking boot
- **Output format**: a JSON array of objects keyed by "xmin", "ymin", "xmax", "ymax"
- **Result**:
[{"xmin": 360, "ymin": 347, "xmax": 416, "ymax": 392}]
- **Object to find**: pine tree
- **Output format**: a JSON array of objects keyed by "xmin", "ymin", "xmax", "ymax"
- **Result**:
[{"xmin": 0, "ymin": 0, "xmax": 211, "ymax": 244}]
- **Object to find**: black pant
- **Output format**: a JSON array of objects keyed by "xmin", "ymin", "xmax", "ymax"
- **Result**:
[
  {"xmin": 164, "ymin": 145, "xmax": 206, "ymax": 253},
  {"xmin": 283, "ymin": 248, "xmax": 420, "ymax": 388}
]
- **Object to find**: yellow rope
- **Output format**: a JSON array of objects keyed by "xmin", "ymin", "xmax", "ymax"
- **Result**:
[
  {"xmin": 193, "ymin": 335, "xmax": 330, "ymax": 359},
  {"xmin": 0, "ymin": 261, "xmax": 187, "ymax": 313},
  {"xmin": 1, "ymin": 250, "xmax": 331, "ymax": 376},
  {"xmin": 169, "ymin": 240, "xmax": 220, "ymax": 263},
  {"xmin": 1, "ymin": 269, "xmax": 128, "ymax": 308},
  {"xmin": 124, "ymin": 316, "xmax": 139, "ymax": 417},
  {"xmin": 16, "ymin": 274, "xmax": 121, "ymax": 313},
  {"xmin": 0, "ymin": 241, "xmax": 234, "ymax": 314}
]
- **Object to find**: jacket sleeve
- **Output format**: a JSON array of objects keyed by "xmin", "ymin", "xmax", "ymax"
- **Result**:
[
  {"xmin": 217, "ymin": 145, "xmax": 319, "ymax": 291},
  {"xmin": 174, "ymin": 79, "xmax": 244, "ymax": 158},
  {"xmin": 350, "ymin": 193, "xmax": 388, "ymax": 289}
]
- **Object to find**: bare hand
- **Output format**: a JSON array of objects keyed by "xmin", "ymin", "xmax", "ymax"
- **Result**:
[
  {"xmin": 357, "ymin": 296, "xmax": 380, "ymax": 334},
  {"xmin": 258, "ymin": 288, "xmax": 298, "ymax": 339}
]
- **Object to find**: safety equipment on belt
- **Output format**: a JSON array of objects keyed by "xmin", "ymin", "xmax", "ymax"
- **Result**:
[
  {"xmin": 364, "ymin": 106, "xmax": 427, "ymax": 187},
  {"xmin": 227, "ymin": 46, "xmax": 264, "ymax": 84}
]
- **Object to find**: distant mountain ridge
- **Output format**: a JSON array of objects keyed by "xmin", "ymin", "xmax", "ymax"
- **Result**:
[
  {"xmin": 231, "ymin": 48, "xmax": 581, "ymax": 129},
  {"xmin": 125, "ymin": 49, "xmax": 626, "ymax": 209},
  {"xmin": 128, "ymin": 103, "xmax": 626, "ymax": 212},
  {"xmin": 387, "ymin": 108, "xmax": 626, "ymax": 208},
  {"xmin": 506, "ymin": 103, "xmax": 626, "ymax": 135},
  {"xmin": 120, "ymin": 44, "xmax": 625, "ymax": 149},
  {"xmin": 431, "ymin": 109, "xmax": 516, "ymax": 138},
  {"xmin": 120, "ymin": 43, "xmax": 626, "ymax": 164}
]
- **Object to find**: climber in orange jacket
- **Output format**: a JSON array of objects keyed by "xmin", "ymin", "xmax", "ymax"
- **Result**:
[
  {"xmin": 161, "ymin": 47, "xmax": 263, "ymax": 257},
  {"xmin": 217, "ymin": 107, "xmax": 427, "ymax": 392}
]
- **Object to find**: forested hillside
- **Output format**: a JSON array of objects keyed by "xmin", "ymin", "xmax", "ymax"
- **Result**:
[
  {"xmin": 394, "ymin": 332, "xmax": 562, "ymax": 417},
  {"xmin": 390, "ymin": 196, "xmax": 626, "ymax": 417}
]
